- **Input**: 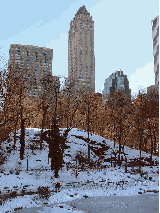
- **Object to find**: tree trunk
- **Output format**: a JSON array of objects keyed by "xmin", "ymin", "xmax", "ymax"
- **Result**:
[
  {"xmin": 20, "ymin": 119, "xmax": 25, "ymax": 160},
  {"xmin": 13, "ymin": 122, "xmax": 17, "ymax": 150},
  {"xmin": 153, "ymin": 130, "xmax": 156, "ymax": 153},
  {"xmin": 40, "ymin": 111, "xmax": 46, "ymax": 150},
  {"xmin": 139, "ymin": 134, "xmax": 142, "ymax": 173},
  {"xmin": 87, "ymin": 102, "xmax": 90, "ymax": 164},
  {"xmin": 150, "ymin": 129, "xmax": 153, "ymax": 167},
  {"xmin": 118, "ymin": 120, "xmax": 122, "ymax": 166},
  {"xmin": 54, "ymin": 167, "xmax": 59, "ymax": 178},
  {"xmin": 113, "ymin": 121, "xmax": 116, "ymax": 149},
  {"xmin": 139, "ymin": 94, "xmax": 143, "ymax": 173},
  {"xmin": 144, "ymin": 137, "xmax": 147, "ymax": 153},
  {"xmin": 40, "ymin": 116, "xmax": 44, "ymax": 150}
]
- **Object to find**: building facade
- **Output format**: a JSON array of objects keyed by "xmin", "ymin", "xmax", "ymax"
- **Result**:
[
  {"xmin": 147, "ymin": 85, "xmax": 159, "ymax": 95},
  {"xmin": 102, "ymin": 70, "xmax": 131, "ymax": 102},
  {"xmin": 8, "ymin": 44, "xmax": 55, "ymax": 98},
  {"xmin": 68, "ymin": 5, "xmax": 95, "ymax": 94},
  {"xmin": 152, "ymin": 15, "xmax": 159, "ymax": 85}
]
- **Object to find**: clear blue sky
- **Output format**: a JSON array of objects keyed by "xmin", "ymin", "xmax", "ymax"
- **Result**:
[{"xmin": 0, "ymin": 0, "xmax": 159, "ymax": 96}]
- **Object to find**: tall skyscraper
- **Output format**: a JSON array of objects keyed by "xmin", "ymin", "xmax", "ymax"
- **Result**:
[
  {"xmin": 152, "ymin": 15, "xmax": 159, "ymax": 86},
  {"xmin": 68, "ymin": 5, "xmax": 95, "ymax": 94},
  {"xmin": 102, "ymin": 70, "xmax": 131, "ymax": 102},
  {"xmin": 8, "ymin": 44, "xmax": 55, "ymax": 98}
]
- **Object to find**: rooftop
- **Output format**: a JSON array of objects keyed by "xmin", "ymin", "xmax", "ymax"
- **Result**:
[
  {"xmin": 76, "ymin": 5, "xmax": 89, "ymax": 15},
  {"xmin": 10, "ymin": 44, "xmax": 53, "ymax": 51}
]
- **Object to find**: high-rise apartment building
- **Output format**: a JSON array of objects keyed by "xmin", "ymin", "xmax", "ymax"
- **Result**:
[
  {"xmin": 152, "ymin": 15, "xmax": 159, "ymax": 85},
  {"xmin": 8, "ymin": 44, "xmax": 55, "ymax": 98},
  {"xmin": 102, "ymin": 70, "xmax": 131, "ymax": 102},
  {"xmin": 68, "ymin": 5, "xmax": 95, "ymax": 94}
]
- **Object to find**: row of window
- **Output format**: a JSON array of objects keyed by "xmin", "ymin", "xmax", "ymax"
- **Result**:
[
  {"xmin": 13, "ymin": 57, "xmax": 51, "ymax": 66},
  {"xmin": 12, "ymin": 49, "xmax": 51, "ymax": 58},
  {"xmin": 79, "ymin": 23, "xmax": 93, "ymax": 30},
  {"xmin": 154, "ymin": 46, "xmax": 159, "ymax": 65},
  {"xmin": 153, "ymin": 27, "xmax": 159, "ymax": 47}
]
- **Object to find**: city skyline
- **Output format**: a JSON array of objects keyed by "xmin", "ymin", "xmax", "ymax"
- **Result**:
[{"xmin": 0, "ymin": 0, "xmax": 159, "ymax": 96}]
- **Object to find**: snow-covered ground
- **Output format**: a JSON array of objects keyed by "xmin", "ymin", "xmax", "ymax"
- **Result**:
[{"xmin": 0, "ymin": 128, "xmax": 159, "ymax": 213}]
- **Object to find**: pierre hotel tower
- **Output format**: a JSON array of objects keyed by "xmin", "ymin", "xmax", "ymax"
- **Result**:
[{"xmin": 68, "ymin": 5, "xmax": 95, "ymax": 94}]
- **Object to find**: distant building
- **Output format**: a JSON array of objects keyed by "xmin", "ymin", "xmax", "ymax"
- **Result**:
[
  {"xmin": 147, "ymin": 85, "xmax": 159, "ymax": 95},
  {"xmin": 68, "ymin": 5, "xmax": 95, "ymax": 95},
  {"xmin": 102, "ymin": 70, "xmax": 131, "ymax": 102},
  {"xmin": 95, "ymin": 92, "xmax": 102, "ymax": 98},
  {"xmin": 8, "ymin": 44, "xmax": 58, "ymax": 99},
  {"xmin": 152, "ymin": 15, "xmax": 159, "ymax": 85},
  {"xmin": 94, "ymin": 92, "xmax": 102, "ymax": 101}
]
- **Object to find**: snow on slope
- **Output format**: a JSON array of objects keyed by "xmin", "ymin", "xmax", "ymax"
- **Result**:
[{"xmin": 0, "ymin": 128, "xmax": 159, "ymax": 213}]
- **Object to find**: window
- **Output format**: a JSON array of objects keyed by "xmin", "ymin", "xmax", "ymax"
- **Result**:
[
  {"xmin": 44, "ymin": 56, "xmax": 48, "ymax": 63},
  {"xmin": 35, "ymin": 51, "xmax": 38, "ymax": 59},
  {"xmin": 26, "ymin": 51, "xmax": 29, "ymax": 56},
  {"xmin": 16, "ymin": 48, "xmax": 20, "ymax": 53}
]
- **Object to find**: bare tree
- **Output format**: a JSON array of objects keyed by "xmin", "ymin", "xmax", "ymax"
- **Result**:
[
  {"xmin": 5, "ymin": 64, "xmax": 40, "ymax": 159},
  {"xmin": 107, "ymin": 90, "xmax": 131, "ymax": 166},
  {"xmin": 60, "ymin": 78, "xmax": 81, "ymax": 130},
  {"xmin": 36, "ymin": 73, "xmax": 57, "ymax": 149},
  {"xmin": 132, "ymin": 90, "xmax": 149, "ymax": 172},
  {"xmin": 78, "ymin": 92, "xmax": 99, "ymax": 164}
]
